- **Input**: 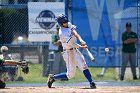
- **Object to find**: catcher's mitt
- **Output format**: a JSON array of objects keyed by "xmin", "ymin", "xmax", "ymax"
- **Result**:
[
  {"xmin": 22, "ymin": 66, "xmax": 29, "ymax": 74},
  {"xmin": 19, "ymin": 60, "xmax": 29, "ymax": 74}
]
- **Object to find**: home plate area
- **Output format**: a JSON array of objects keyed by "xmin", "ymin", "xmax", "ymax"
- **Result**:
[{"xmin": 1, "ymin": 81, "xmax": 140, "ymax": 93}]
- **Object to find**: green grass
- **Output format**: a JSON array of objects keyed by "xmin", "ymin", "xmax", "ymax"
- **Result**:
[
  {"xmin": 57, "ymin": 68, "xmax": 117, "ymax": 84},
  {"xmin": 5, "ymin": 63, "xmax": 138, "ymax": 84},
  {"xmin": 7, "ymin": 63, "xmax": 47, "ymax": 84}
]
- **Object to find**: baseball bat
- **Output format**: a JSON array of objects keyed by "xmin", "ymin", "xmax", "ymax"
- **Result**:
[
  {"xmin": 75, "ymin": 43, "xmax": 95, "ymax": 62},
  {"xmin": 85, "ymin": 48, "xmax": 95, "ymax": 62}
]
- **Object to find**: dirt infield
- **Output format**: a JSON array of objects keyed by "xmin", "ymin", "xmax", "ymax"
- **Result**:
[{"xmin": 1, "ymin": 86, "xmax": 140, "ymax": 93}]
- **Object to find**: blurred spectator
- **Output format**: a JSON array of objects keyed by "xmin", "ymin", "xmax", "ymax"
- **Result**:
[
  {"xmin": 51, "ymin": 25, "xmax": 66, "ymax": 74},
  {"xmin": 0, "ymin": 46, "xmax": 18, "ymax": 81},
  {"xmin": 120, "ymin": 22, "xmax": 138, "ymax": 80}
]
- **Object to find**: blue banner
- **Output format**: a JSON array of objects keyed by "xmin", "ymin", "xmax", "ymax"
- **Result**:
[{"xmin": 70, "ymin": 0, "xmax": 139, "ymax": 67}]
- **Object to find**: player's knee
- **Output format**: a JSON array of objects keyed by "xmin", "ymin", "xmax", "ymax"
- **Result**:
[{"xmin": 80, "ymin": 64, "xmax": 88, "ymax": 71}]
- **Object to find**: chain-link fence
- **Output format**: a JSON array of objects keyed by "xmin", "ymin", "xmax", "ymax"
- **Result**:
[
  {"xmin": 0, "ymin": 0, "xmax": 140, "ymax": 85},
  {"xmin": 0, "ymin": 1, "xmax": 65, "ymax": 84},
  {"xmin": 68, "ymin": 0, "xmax": 140, "ymax": 79},
  {"xmin": 0, "ymin": 6, "xmax": 28, "ymax": 44}
]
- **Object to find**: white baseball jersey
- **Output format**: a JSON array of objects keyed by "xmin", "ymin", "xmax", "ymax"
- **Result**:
[{"xmin": 59, "ymin": 22, "xmax": 77, "ymax": 49}]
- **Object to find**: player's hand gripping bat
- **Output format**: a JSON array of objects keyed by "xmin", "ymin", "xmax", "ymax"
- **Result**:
[{"xmin": 75, "ymin": 43, "xmax": 95, "ymax": 62}]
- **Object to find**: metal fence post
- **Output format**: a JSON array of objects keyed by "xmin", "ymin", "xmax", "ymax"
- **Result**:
[{"xmin": 42, "ymin": 44, "xmax": 49, "ymax": 77}]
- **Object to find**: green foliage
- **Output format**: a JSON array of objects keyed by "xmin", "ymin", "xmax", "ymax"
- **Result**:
[
  {"xmin": 0, "ymin": 8, "xmax": 18, "ymax": 17},
  {"xmin": 0, "ymin": 8, "xmax": 28, "ymax": 43}
]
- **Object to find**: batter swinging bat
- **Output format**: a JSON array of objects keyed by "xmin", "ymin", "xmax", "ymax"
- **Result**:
[
  {"xmin": 73, "ymin": 43, "xmax": 95, "ymax": 62},
  {"xmin": 85, "ymin": 48, "xmax": 95, "ymax": 62}
]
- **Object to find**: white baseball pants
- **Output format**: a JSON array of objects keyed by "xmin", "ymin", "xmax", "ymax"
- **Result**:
[{"xmin": 62, "ymin": 48, "xmax": 88, "ymax": 79}]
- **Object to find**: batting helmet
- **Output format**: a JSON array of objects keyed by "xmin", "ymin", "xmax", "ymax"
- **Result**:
[
  {"xmin": 56, "ymin": 14, "xmax": 68, "ymax": 26},
  {"xmin": 1, "ymin": 46, "xmax": 8, "ymax": 53}
]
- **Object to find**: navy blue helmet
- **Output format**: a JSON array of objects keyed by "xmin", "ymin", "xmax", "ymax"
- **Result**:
[{"xmin": 56, "ymin": 14, "xmax": 68, "ymax": 26}]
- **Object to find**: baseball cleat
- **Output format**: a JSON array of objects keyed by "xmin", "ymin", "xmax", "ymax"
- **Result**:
[
  {"xmin": 90, "ymin": 82, "xmax": 96, "ymax": 89},
  {"xmin": 47, "ymin": 74, "xmax": 55, "ymax": 88}
]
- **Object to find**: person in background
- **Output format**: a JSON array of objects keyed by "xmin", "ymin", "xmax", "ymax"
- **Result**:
[
  {"xmin": 0, "ymin": 46, "xmax": 18, "ymax": 81},
  {"xmin": 120, "ymin": 22, "xmax": 138, "ymax": 80}
]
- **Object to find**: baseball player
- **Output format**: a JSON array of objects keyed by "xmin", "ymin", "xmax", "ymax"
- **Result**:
[
  {"xmin": 0, "ymin": 57, "xmax": 29, "ymax": 88},
  {"xmin": 47, "ymin": 14, "xmax": 96, "ymax": 89}
]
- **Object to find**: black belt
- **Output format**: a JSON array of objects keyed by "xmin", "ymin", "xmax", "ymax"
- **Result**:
[{"xmin": 63, "ymin": 48, "xmax": 76, "ymax": 51}]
